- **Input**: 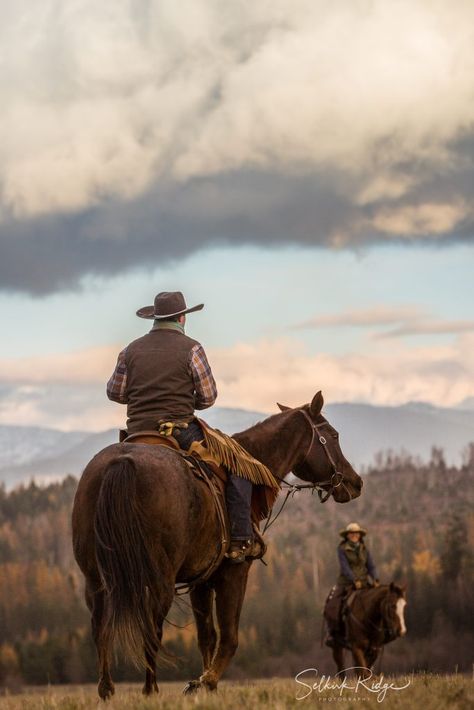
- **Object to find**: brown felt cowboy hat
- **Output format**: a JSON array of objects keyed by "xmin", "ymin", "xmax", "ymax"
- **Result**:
[
  {"xmin": 136, "ymin": 291, "xmax": 204, "ymax": 320},
  {"xmin": 339, "ymin": 522, "xmax": 367, "ymax": 537}
]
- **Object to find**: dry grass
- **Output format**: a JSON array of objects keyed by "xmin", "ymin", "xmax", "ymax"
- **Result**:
[{"xmin": 0, "ymin": 675, "xmax": 472, "ymax": 710}]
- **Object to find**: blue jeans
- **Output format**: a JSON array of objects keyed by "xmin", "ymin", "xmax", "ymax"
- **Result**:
[{"xmin": 175, "ymin": 420, "xmax": 253, "ymax": 541}]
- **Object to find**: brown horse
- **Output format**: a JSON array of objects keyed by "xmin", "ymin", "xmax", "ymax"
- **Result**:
[
  {"xmin": 332, "ymin": 583, "xmax": 407, "ymax": 677},
  {"xmin": 72, "ymin": 391, "xmax": 362, "ymax": 699}
]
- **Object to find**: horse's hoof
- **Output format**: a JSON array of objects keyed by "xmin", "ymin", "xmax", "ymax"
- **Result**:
[
  {"xmin": 142, "ymin": 681, "xmax": 159, "ymax": 695},
  {"xmin": 183, "ymin": 680, "xmax": 202, "ymax": 695},
  {"xmin": 98, "ymin": 681, "xmax": 115, "ymax": 701}
]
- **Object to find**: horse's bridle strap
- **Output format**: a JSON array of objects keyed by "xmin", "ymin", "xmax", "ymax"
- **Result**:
[
  {"xmin": 262, "ymin": 409, "xmax": 346, "ymax": 530},
  {"xmin": 296, "ymin": 409, "xmax": 344, "ymax": 501}
]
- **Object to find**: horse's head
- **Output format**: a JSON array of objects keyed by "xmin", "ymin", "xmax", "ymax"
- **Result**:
[
  {"xmin": 277, "ymin": 391, "xmax": 362, "ymax": 503},
  {"xmin": 381, "ymin": 582, "xmax": 407, "ymax": 640}
]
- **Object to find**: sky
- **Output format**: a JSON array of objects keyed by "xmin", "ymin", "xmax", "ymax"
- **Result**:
[{"xmin": 1, "ymin": 0, "xmax": 473, "ymax": 431}]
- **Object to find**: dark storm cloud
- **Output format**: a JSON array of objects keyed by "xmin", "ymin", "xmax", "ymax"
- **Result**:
[
  {"xmin": 2, "ymin": 0, "xmax": 474, "ymax": 294},
  {"xmin": 1, "ymin": 158, "xmax": 473, "ymax": 295},
  {"xmin": 0, "ymin": 171, "xmax": 356, "ymax": 294}
]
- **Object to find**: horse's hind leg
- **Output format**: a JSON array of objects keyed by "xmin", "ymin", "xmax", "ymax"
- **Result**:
[
  {"xmin": 183, "ymin": 583, "xmax": 217, "ymax": 693},
  {"xmin": 86, "ymin": 579, "xmax": 115, "ymax": 700},
  {"xmin": 143, "ymin": 637, "xmax": 160, "ymax": 696},
  {"xmin": 142, "ymin": 585, "xmax": 175, "ymax": 696}
]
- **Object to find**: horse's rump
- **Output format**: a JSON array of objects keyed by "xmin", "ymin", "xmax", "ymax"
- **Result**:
[
  {"xmin": 94, "ymin": 453, "xmax": 172, "ymax": 668},
  {"xmin": 73, "ymin": 441, "xmax": 224, "ymax": 612}
]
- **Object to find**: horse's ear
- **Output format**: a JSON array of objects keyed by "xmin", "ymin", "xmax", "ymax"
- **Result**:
[
  {"xmin": 389, "ymin": 581, "xmax": 403, "ymax": 595},
  {"xmin": 277, "ymin": 402, "xmax": 291, "ymax": 412},
  {"xmin": 309, "ymin": 391, "xmax": 324, "ymax": 418}
]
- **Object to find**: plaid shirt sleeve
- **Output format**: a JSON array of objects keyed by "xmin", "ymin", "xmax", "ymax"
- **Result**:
[
  {"xmin": 189, "ymin": 343, "xmax": 217, "ymax": 410},
  {"xmin": 106, "ymin": 347, "xmax": 128, "ymax": 404}
]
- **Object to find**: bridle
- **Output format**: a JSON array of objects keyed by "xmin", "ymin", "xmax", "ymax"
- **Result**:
[
  {"xmin": 293, "ymin": 408, "xmax": 346, "ymax": 503},
  {"xmin": 379, "ymin": 593, "xmax": 400, "ymax": 642},
  {"xmin": 262, "ymin": 409, "xmax": 352, "ymax": 533}
]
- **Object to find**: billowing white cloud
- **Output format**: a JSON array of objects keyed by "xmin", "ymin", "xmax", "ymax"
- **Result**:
[
  {"xmin": 210, "ymin": 336, "xmax": 474, "ymax": 412},
  {"xmin": 0, "ymin": 0, "xmax": 474, "ymax": 263},
  {"xmin": 294, "ymin": 305, "xmax": 426, "ymax": 328},
  {"xmin": 0, "ymin": 383, "xmax": 123, "ymax": 431},
  {"xmin": 0, "ymin": 333, "xmax": 473, "ymax": 429},
  {"xmin": 0, "ymin": 346, "xmax": 118, "ymax": 384},
  {"xmin": 376, "ymin": 319, "xmax": 474, "ymax": 339},
  {"xmin": 294, "ymin": 306, "xmax": 474, "ymax": 338}
]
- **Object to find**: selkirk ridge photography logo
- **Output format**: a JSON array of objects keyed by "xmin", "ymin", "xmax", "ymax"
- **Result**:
[{"xmin": 295, "ymin": 667, "xmax": 411, "ymax": 703}]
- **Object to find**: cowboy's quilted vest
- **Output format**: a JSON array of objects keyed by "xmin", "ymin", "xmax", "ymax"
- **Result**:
[
  {"xmin": 124, "ymin": 329, "xmax": 200, "ymax": 433},
  {"xmin": 337, "ymin": 540, "xmax": 369, "ymax": 586}
]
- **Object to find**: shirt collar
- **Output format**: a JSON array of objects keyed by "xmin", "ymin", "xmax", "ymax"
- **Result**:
[{"xmin": 151, "ymin": 320, "xmax": 185, "ymax": 334}]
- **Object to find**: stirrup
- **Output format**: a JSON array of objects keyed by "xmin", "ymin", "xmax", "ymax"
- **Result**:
[
  {"xmin": 225, "ymin": 539, "xmax": 253, "ymax": 564},
  {"xmin": 251, "ymin": 526, "xmax": 267, "ymax": 560}
]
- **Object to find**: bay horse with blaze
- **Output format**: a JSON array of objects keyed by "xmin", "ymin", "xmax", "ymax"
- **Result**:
[{"xmin": 332, "ymin": 582, "xmax": 407, "ymax": 677}]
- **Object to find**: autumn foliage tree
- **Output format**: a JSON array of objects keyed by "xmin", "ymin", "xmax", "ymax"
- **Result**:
[{"xmin": 0, "ymin": 448, "xmax": 473, "ymax": 686}]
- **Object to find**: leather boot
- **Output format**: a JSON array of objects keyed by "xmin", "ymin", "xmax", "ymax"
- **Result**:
[
  {"xmin": 225, "ymin": 520, "xmax": 268, "ymax": 564},
  {"xmin": 225, "ymin": 539, "xmax": 253, "ymax": 564}
]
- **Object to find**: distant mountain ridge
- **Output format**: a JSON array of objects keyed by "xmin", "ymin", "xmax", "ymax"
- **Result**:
[{"xmin": 0, "ymin": 402, "xmax": 473, "ymax": 488}]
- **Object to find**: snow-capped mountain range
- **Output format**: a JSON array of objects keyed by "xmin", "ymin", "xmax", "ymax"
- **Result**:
[{"xmin": 1, "ymin": 402, "xmax": 473, "ymax": 488}]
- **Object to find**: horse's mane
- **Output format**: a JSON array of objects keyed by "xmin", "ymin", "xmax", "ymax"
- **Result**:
[
  {"xmin": 232, "ymin": 410, "xmax": 288, "ymax": 438},
  {"xmin": 233, "ymin": 406, "xmax": 328, "ymax": 439}
]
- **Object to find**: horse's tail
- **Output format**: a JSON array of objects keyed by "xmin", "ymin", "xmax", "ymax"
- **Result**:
[{"xmin": 94, "ymin": 454, "xmax": 170, "ymax": 669}]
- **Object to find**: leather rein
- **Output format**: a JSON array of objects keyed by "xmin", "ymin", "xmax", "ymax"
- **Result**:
[{"xmin": 262, "ymin": 409, "xmax": 348, "ymax": 533}]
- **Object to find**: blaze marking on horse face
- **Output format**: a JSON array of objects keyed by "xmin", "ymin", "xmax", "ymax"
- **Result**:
[{"xmin": 396, "ymin": 598, "xmax": 407, "ymax": 635}]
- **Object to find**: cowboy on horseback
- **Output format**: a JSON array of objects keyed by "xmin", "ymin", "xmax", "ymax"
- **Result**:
[
  {"xmin": 107, "ymin": 290, "xmax": 257, "ymax": 563},
  {"xmin": 325, "ymin": 521, "xmax": 379, "ymax": 647},
  {"xmin": 75, "ymin": 355, "xmax": 362, "ymax": 698}
]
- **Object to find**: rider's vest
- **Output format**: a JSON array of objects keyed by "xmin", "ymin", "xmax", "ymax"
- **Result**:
[
  {"xmin": 337, "ymin": 540, "xmax": 369, "ymax": 586},
  {"xmin": 124, "ymin": 328, "xmax": 200, "ymax": 433}
]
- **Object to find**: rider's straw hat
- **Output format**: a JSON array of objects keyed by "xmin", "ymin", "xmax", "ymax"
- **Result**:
[
  {"xmin": 339, "ymin": 522, "xmax": 367, "ymax": 537},
  {"xmin": 136, "ymin": 291, "xmax": 204, "ymax": 320}
]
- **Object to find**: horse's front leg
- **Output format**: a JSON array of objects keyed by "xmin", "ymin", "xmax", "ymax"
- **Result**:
[
  {"xmin": 183, "ymin": 583, "xmax": 217, "ymax": 694},
  {"xmin": 332, "ymin": 645, "xmax": 346, "ymax": 676},
  {"xmin": 365, "ymin": 645, "xmax": 380, "ymax": 671},
  {"xmin": 191, "ymin": 583, "xmax": 217, "ymax": 669},
  {"xmin": 351, "ymin": 645, "xmax": 370, "ymax": 679},
  {"xmin": 198, "ymin": 561, "xmax": 250, "ymax": 691}
]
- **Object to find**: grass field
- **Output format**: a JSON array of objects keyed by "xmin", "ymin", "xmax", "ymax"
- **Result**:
[{"xmin": 0, "ymin": 675, "xmax": 472, "ymax": 710}]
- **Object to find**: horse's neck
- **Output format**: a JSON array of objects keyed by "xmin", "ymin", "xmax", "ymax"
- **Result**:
[
  {"xmin": 365, "ymin": 588, "xmax": 386, "ymax": 626},
  {"xmin": 233, "ymin": 411, "xmax": 308, "ymax": 478}
]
